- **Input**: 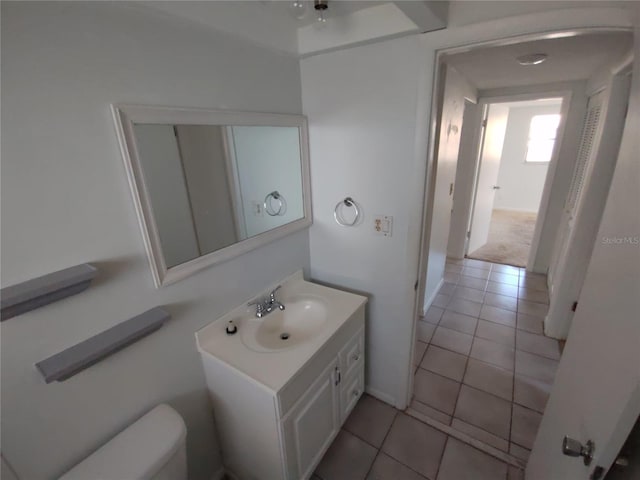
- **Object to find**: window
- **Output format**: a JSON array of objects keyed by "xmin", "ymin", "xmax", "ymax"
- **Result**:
[{"xmin": 525, "ymin": 114, "xmax": 560, "ymax": 163}]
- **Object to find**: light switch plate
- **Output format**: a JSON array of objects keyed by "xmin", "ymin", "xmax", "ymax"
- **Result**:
[{"xmin": 373, "ymin": 215, "xmax": 393, "ymax": 237}]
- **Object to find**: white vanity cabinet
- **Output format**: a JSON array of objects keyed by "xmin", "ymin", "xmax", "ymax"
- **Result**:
[{"xmin": 198, "ymin": 303, "xmax": 365, "ymax": 480}]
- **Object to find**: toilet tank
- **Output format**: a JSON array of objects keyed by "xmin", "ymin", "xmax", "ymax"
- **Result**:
[{"xmin": 59, "ymin": 404, "xmax": 187, "ymax": 480}]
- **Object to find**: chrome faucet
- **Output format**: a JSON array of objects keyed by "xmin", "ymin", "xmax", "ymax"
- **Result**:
[{"xmin": 248, "ymin": 285, "xmax": 286, "ymax": 318}]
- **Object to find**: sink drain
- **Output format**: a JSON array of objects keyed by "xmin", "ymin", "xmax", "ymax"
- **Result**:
[{"xmin": 280, "ymin": 332, "xmax": 290, "ymax": 340}]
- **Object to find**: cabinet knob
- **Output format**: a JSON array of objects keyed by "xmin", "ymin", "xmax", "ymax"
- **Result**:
[
  {"xmin": 353, "ymin": 390, "xmax": 360, "ymax": 397},
  {"xmin": 352, "ymin": 353, "xmax": 360, "ymax": 362}
]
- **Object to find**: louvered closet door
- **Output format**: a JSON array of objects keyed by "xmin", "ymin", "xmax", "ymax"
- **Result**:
[{"xmin": 548, "ymin": 91, "xmax": 605, "ymax": 286}]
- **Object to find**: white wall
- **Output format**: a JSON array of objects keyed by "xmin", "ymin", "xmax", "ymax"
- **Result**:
[
  {"xmin": 493, "ymin": 103, "xmax": 561, "ymax": 213},
  {"xmin": 176, "ymin": 125, "xmax": 239, "ymax": 255},
  {"xmin": 134, "ymin": 124, "xmax": 201, "ymax": 267},
  {"xmin": 423, "ymin": 66, "xmax": 477, "ymax": 311},
  {"xmin": 231, "ymin": 126, "xmax": 304, "ymax": 238},
  {"xmin": 301, "ymin": 35, "xmax": 426, "ymax": 407},
  {"xmin": 0, "ymin": 3, "xmax": 307, "ymax": 479}
]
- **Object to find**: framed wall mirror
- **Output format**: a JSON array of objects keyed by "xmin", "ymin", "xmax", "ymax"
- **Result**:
[{"xmin": 112, "ymin": 105, "xmax": 312, "ymax": 287}]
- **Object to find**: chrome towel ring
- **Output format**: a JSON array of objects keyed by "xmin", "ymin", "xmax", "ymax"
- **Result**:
[
  {"xmin": 334, "ymin": 197, "xmax": 361, "ymax": 227},
  {"xmin": 264, "ymin": 191, "xmax": 287, "ymax": 216}
]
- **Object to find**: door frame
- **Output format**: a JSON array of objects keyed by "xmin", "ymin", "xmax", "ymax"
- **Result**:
[
  {"xmin": 463, "ymin": 91, "xmax": 572, "ymax": 268},
  {"xmin": 408, "ymin": 24, "xmax": 633, "ymax": 409}
]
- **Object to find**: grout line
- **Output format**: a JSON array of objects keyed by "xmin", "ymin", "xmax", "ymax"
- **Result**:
[
  {"xmin": 433, "ymin": 434, "xmax": 451, "ymax": 480},
  {"xmin": 406, "ymin": 407, "xmax": 526, "ymax": 469}
]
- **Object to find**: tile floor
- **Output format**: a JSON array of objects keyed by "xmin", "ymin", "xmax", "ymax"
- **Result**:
[
  {"xmin": 313, "ymin": 258, "xmax": 559, "ymax": 479},
  {"xmin": 411, "ymin": 258, "xmax": 561, "ymax": 461},
  {"xmin": 313, "ymin": 394, "xmax": 524, "ymax": 480}
]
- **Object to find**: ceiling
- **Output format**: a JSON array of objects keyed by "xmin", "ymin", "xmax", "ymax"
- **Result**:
[
  {"xmin": 139, "ymin": 1, "xmax": 447, "ymax": 56},
  {"xmin": 444, "ymin": 32, "xmax": 633, "ymax": 90}
]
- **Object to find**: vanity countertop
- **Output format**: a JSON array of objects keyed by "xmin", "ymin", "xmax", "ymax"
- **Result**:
[{"xmin": 196, "ymin": 270, "xmax": 367, "ymax": 393}]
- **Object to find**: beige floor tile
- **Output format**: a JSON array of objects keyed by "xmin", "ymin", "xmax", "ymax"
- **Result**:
[
  {"xmin": 414, "ymin": 369, "xmax": 461, "ymax": 415},
  {"xmin": 410, "ymin": 399, "xmax": 452, "ymax": 425},
  {"xmin": 486, "ymin": 281, "xmax": 519, "ymax": 298},
  {"xmin": 464, "ymin": 258, "xmax": 493, "ymax": 270},
  {"xmin": 515, "ymin": 350, "xmax": 559, "ymax": 384},
  {"xmin": 431, "ymin": 326, "xmax": 474, "ymax": 356},
  {"xmin": 444, "ymin": 271, "xmax": 459, "ymax": 283},
  {"xmin": 518, "ymin": 275, "xmax": 547, "ymax": 292},
  {"xmin": 516, "ymin": 313, "xmax": 544, "ymax": 335},
  {"xmin": 315, "ymin": 430, "xmax": 377, "ymax": 480},
  {"xmin": 450, "ymin": 418, "xmax": 509, "ymax": 452},
  {"xmin": 463, "ymin": 358, "xmax": 513, "ymax": 401},
  {"xmin": 381, "ymin": 413, "xmax": 447, "ymax": 480},
  {"xmin": 421, "ymin": 345, "xmax": 468, "ymax": 382},
  {"xmin": 414, "ymin": 341, "xmax": 428, "ymax": 367},
  {"xmin": 457, "ymin": 275, "xmax": 488, "ymax": 290},
  {"xmin": 367, "ymin": 453, "xmax": 428, "ymax": 480},
  {"xmin": 514, "ymin": 374, "xmax": 551, "ymax": 413},
  {"xmin": 445, "ymin": 263, "xmax": 463, "ymax": 274},
  {"xmin": 462, "ymin": 266, "xmax": 491, "ymax": 280},
  {"xmin": 452, "ymin": 286, "xmax": 485, "ymax": 304},
  {"xmin": 516, "ymin": 330, "xmax": 561, "ymax": 360},
  {"xmin": 438, "ymin": 282, "xmax": 456, "ymax": 296},
  {"xmin": 446, "ymin": 298, "xmax": 483, "ymax": 318},
  {"xmin": 475, "ymin": 320, "xmax": 515, "ymax": 347},
  {"xmin": 416, "ymin": 321, "xmax": 436, "ymax": 343},
  {"xmin": 433, "ymin": 294, "xmax": 451, "ymax": 309},
  {"xmin": 479, "ymin": 304, "xmax": 517, "ymax": 327},
  {"xmin": 491, "ymin": 264, "xmax": 522, "ymax": 276},
  {"xmin": 436, "ymin": 437, "xmax": 508, "ymax": 480},
  {"xmin": 484, "ymin": 292, "xmax": 518, "ymax": 312},
  {"xmin": 344, "ymin": 394, "xmax": 398, "ymax": 448},
  {"xmin": 489, "ymin": 271, "xmax": 519, "ymax": 286},
  {"xmin": 511, "ymin": 404, "xmax": 543, "ymax": 450},
  {"xmin": 518, "ymin": 287, "xmax": 549, "ymax": 304},
  {"xmin": 454, "ymin": 385, "xmax": 512, "ymax": 440},
  {"xmin": 439, "ymin": 310, "xmax": 478, "ymax": 335},
  {"xmin": 423, "ymin": 306, "xmax": 444, "ymax": 325},
  {"xmin": 509, "ymin": 443, "xmax": 531, "ymax": 462},
  {"xmin": 518, "ymin": 300, "xmax": 549, "ymax": 317},
  {"xmin": 470, "ymin": 337, "xmax": 515, "ymax": 370}
]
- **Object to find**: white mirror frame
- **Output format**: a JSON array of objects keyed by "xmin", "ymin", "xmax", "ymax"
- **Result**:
[{"xmin": 111, "ymin": 104, "xmax": 312, "ymax": 288}]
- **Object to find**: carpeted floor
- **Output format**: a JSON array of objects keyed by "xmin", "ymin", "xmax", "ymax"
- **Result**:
[{"xmin": 468, "ymin": 209, "xmax": 538, "ymax": 267}]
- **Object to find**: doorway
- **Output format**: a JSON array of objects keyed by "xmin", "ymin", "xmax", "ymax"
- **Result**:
[
  {"xmin": 411, "ymin": 27, "xmax": 634, "ymax": 474},
  {"xmin": 466, "ymin": 98, "xmax": 563, "ymax": 267}
]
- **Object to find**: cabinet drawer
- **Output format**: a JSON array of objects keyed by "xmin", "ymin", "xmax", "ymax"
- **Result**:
[
  {"xmin": 340, "ymin": 368, "xmax": 364, "ymax": 422},
  {"xmin": 339, "ymin": 327, "xmax": 364, "ymax": 379}
]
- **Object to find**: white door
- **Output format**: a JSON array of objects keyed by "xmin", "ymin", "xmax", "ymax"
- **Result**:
[
  {"xmin": 527, "ymin": 45, "xmax": 640, "ymax": 479},
  {"xmin": 467, "ymin": 104, "xmax": 509, "ymax": 254},
  {"xmin": 548, "ymin": 91, "xmax": 605, "ymax": 288}
]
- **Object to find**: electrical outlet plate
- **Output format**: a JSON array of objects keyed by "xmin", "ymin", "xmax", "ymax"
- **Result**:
[{"xmin": 373, "ymin": 215, "xmax": 393, "ymax": 237}]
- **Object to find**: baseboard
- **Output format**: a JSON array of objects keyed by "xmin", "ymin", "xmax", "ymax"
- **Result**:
[
  {"xmin": 422, "ymin": 278, "xmax": 444, "ymax": 315},
  {"xmin": 365, "ymin": 386, "xmax": 396, "ymax": 407}
]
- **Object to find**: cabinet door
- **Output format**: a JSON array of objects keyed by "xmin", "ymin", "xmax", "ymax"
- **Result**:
[
  {"xmin": 340, "ymin": 368, "xmax": 365, "ymax": 423},
  {"xmin": 282, "ymin": 360, "xmax": 340, "ymax": 479}
]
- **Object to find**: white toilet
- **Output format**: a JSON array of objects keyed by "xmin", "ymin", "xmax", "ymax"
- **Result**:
[{"xmin": 59, "ymin": 404, "xmax": 187, "ymax": 480}]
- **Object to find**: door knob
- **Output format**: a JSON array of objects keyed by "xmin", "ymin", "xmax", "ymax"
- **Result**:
[{"xmin": 562, "ymin": 436, "xmax": 595, "ymax": 465}]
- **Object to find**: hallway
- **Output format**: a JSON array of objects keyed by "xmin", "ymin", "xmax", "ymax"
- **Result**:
[{"xmin": 412, "ymin": 258, "xmax": 560, "ymax": 462}]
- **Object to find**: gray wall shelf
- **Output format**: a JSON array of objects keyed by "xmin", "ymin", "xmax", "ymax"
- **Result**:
[
  {"xmin": 1, "ymin": 264, "xmax": 98, "ymax": 321},
  {"xmin": 35, "ymin": 307, "xmax": 170, "ymax": 383}
]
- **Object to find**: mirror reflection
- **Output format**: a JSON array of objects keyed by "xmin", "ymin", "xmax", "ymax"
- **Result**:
[{"xmin": 133, "ymin": 124, "xmax": 304, "ymax": 268}]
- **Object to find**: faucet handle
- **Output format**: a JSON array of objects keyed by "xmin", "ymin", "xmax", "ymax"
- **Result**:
[{"xmin": 269, "ymin": 285, "xmax": 282, "ymax": 300}]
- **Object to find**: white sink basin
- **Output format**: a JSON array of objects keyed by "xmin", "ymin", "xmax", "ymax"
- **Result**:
[{"xmin": 241, "ymin": 295, "xmax": 328, "ymax": 353}]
